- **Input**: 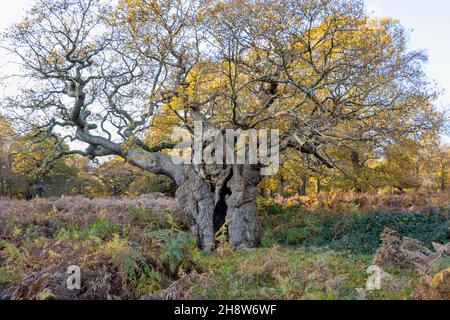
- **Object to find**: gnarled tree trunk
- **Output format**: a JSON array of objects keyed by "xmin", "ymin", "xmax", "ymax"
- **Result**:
[
  {"xmin": 174, "ymin": 164, "xmax": 261, "ymax": 251},
  {"xmin": 77, "ymin": 130, "xmax": 263, "ymax": 251},
  {"xmin": 225, "ymin": 165, "xmax": 261, "ymax": 249},
  {"xmin": 175, "ymin": 169, "xmax": 216, "ymax": 251}
]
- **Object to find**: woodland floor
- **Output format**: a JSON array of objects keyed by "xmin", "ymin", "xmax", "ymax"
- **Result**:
[{"xmin": 0, "ymin": 192, "xmax": 449, "ymax": 300}]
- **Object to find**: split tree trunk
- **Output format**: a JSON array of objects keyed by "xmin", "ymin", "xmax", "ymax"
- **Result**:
[
  {"xmin": 225, "ymin": 165, "xmax": 261, "ymax": 249},
  {"xmin": 174, "ymin": 164, "xmax": 261, "ymax": 251},
  {"xmin": 77, "ymin": 123, "xmax": 263, "ymax": 251},
  {"xmin": 123, "ymin": 149, "xmax": 262, "ymax": 251}
]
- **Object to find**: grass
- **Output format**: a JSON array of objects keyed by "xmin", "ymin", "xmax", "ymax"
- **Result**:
[
  {"xmin": 186, "ymin": 247, "xmax": 420, "ymax": 300},
  {"xmin": 0, "ymin": 193, "xmax": 448, "ymax": 300}
]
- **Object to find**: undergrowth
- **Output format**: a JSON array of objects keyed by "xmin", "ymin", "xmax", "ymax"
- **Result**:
[
  {"xmin": 0, "ymin": 193, "xmax": 448, "ymax": 300},
  {"xmin": 259, "ymin": 197, "xmax": 449, "ymax": 254}
]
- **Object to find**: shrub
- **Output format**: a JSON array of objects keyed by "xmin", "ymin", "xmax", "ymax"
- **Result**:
[
  {"xmin": 115, "ymin": 248, "xmax": 161, "ymax": 298},
  {"xmin": 54, "ymin": 217, "xmax": 120, "ymax": 243},
  {"xmin": 430, "ymin": 258, "xmax": 450, "ymax": 274},
  {"xmin": 0, "ymin": 241, "xmax": 25, "ymax": 285},
  {"xmin": 258, "ymin": 197, "xmax": 285, "ymax": 216},
  {"xmin": 260, "ymin": 229, "xmax": 276, "ymax": 248},
  {"xmin": 149, "ymin": 229, "xmax": 200, "ymax": 276},
  {"xmin": 87, "ymin": 217, "xmax": 120, "ymax": 240},
  {"xmin": 324, "ymin": 210, "xmax": 450, "ymax": 254},
  {"xmin": 276, "ymin": 227, "xmax": 310, "ymax": 246},
  {"xmin": 262, "ymin": 204, "xmax": 450, "ymax": 254}
]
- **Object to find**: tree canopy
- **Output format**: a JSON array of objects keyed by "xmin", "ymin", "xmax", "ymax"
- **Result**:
[{"xmin": 1, "ymin": 0, "xmax": 445, "ymax": 249}]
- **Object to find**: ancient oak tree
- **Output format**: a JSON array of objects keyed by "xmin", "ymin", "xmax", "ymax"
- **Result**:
[{"xmin": 2, "ymin": 0, "xmax": 438, "ymax": 249}]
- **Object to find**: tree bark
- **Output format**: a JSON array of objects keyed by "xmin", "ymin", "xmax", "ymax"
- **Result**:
[
  {"xmin": 351, "ymin": 150, "xmax": 363, "ymax": 193},
  {"xmin": 317, "ymin": 177, "xmax": 322, "ymax": 194},
  {"xmin": 173, "ymin": 164, "xmax": 261, "ymax": 251},
  {"xmin": 225, "ymin": 165, "xmax": 261, "ymax": 249},
  {"xmin": 73, "ymin": 132, "xmax": 263, "ymax": 251},
  {"xmin": 299, "ymin": 175, "xmax": 307, "ymax": 196},
  {"xmin": 440, "ymin": 161, "xmax": 446, "ymax": 191},
  {"xmin": 175, "ymin": 168, "xmax": 216, "ymax": 251},
  {"xmin": 277, "ymin": 175, "xmax": 284, "ymax": 197}
]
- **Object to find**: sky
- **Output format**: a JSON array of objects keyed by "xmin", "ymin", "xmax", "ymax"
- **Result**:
[
  {"xmin": 1, "ymin": 0, "xmax": 449, "ymax": 142},
  {"xmin": 366, "ymin": 0, "xmax": 450, "ymax": 110}
]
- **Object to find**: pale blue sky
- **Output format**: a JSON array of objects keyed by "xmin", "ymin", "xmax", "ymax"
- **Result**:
[
  {"xmin": 366, "ymin": 0, "xmax": 450, "ymax": 112},
  {"xmin": 1, "ymin": 0, "xmax": 449, "ymax": 141}
]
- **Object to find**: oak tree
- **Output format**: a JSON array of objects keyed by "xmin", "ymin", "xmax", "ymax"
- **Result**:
[{"xmin": 2, "ymin": 0, "xmax": 440, "ymax": 249}]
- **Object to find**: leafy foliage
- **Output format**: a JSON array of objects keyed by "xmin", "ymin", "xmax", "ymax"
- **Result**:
[
  {"xmin": 149, "ymin": 229, "xmax": 200, "ymax": 276},
  {"xmin": 260, "ymin": 199, "xmax": 450, "ymax": 254}
]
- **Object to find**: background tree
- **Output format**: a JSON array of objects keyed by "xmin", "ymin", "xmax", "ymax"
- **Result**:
[
  {"xmin": 10, "ymin": 132, "xmax": 76, "ymax": 198},
  {"xmin": 64, "ymin": 155, "xmax": 107, "ymax": 197},
  {"xmin": 95, "ymin": 157, "xmax": 176, "ymax": 196},
  {"xmin": 0, "ymin": 116, "xmax": 14, "ymax": 197}
]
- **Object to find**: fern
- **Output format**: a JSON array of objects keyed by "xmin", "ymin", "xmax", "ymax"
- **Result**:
[
  {"xmin": 117, "ymin": 249, "xmax": 161, "ymax": 298},
  {"xmin": 166, "ymin": 213, "xmax": 181, "ymax": 232},
  {"xmin": 214, "ymin": 220, "xmax": 230, "ymax": 245},
  {"xmin": 0, "ymin": 241, "xmax": 25, "ymax": 284},
  {"xmin": 35, "ymin": 289, "xmax": 56, "ymax": 300},
  {"xmin": 215, "ymin": 220, "xmax": 233, "ymax": 256}
]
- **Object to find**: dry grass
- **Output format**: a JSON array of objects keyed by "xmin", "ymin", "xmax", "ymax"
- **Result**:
[
  {"xmin": 275, "ymin": 190, "xmax": 450, "ymax": 213},
  {"xmin": 0, "ymin": 192, "xmax": 449, "ymax": 300},
  {"xmin": 373, "ymin": 228, "xmax": 450, "ymax": 273},
  {"xmin": 0, "ymin": 193, "xmax": 185, "ymax": 241},
  {"xmin": 0, "ymin": 193, "xmax": 181, "ymax": 220},
  {"xmin": 0, "ymin": 194, "xmax": 193, "ymax": 300}
]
